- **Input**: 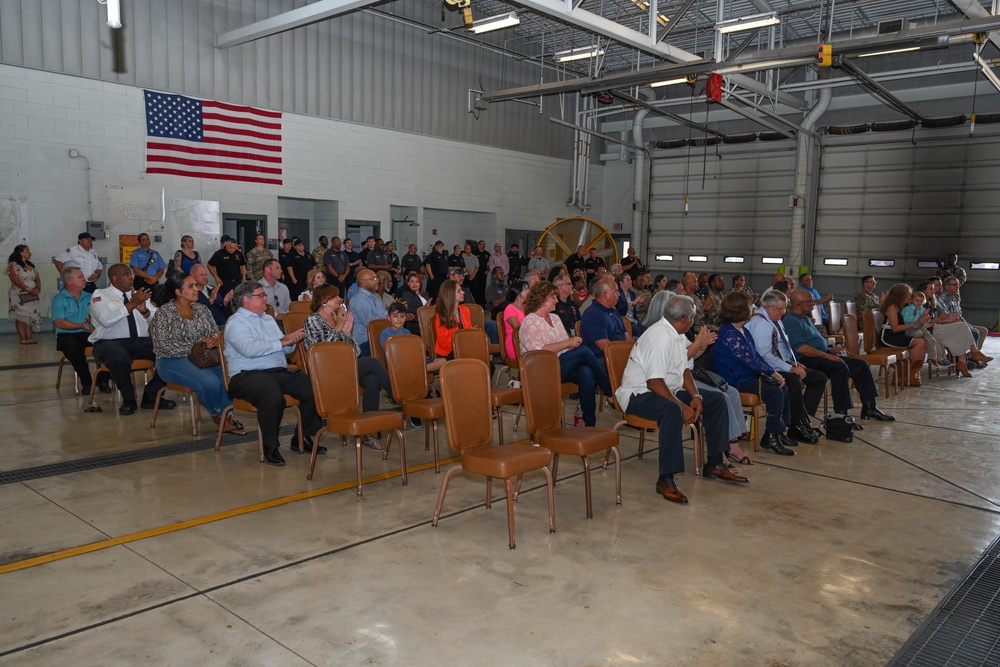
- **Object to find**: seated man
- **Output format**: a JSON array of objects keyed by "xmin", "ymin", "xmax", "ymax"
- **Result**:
[
  {"xmin": 580, "ymin": 278, "xmax": 630, "ymax": 373},
  {"xmin": 258, "ymin": 259, "xmax": 291, "ymax": 323},
  {"xmin": 552, "ymin": 274, "xmax": 581, "ymax": 336},
  {"xmin": 224, "ymin": 282, "xmax": 325, "ymax": 467},
  {"xmin": 349, "ymin": 268, "xmax": 388, "ymax": 357},
  {"xmin": 785, "ymin": 290, "xmax": 893, "ymax": 425},
  {"xmin": 745, "ymin": 290, "xmax": 827, "ymax": 443},
  {"xmin": 52, "ymin": 266, "xmax": 106, "ymax": 395},
  {"xmin": 88, "ymin": 264, "xmax": 172, "ymax": 415},
  {"xmin": 484, "ymin": 266, "xmax": 508, "ymax": 318},
  {"xmin": 853, "ymin": 275, "xmax": 881, "ymax": 315},
  {"xmin": 190, "ymin": 262, "xmax": 233, "ymax": 327},
  {"xmin": 799, "ymin": 273, "xmax": 832, "ymax": 332},
  {"xmin": 616, "ymin": 294, "xmax": 747, "ymax": 505}
]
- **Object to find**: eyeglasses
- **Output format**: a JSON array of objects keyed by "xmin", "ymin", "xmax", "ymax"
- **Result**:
[{"xmin": 247, "ymin": 293, "xmax": 268, "ymax": 300}]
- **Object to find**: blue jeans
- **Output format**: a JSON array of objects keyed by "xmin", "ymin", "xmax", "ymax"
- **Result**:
[
  {"xmin": 483, "ymin": 320, "xmax": 499, "ymax": 345},
  {"xmin": 156, "ymin": 356, "xmax": 229, "ymax": 417},
  {"xmin": 559, "ymin": 346, "xmax": 613, "ymax": 427}
]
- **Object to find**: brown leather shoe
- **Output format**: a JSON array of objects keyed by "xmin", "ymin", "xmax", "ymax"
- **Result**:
[
  {"xmin": 655, "ymin": 482, "xmax": 689, "ymax": 504},
  {"xmin": 702, "ymin": 464, "xmax": 750, "ymax": 483}
]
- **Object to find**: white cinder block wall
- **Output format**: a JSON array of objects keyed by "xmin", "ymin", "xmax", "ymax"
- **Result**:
[{"xmin": 0, "ymin": 64, "xmax": 604, "ymax": 330}]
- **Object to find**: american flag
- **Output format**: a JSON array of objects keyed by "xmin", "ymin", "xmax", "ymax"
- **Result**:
[{"xmin": 144, "ymin": 90, "xmax": 283, "ymax": 185}]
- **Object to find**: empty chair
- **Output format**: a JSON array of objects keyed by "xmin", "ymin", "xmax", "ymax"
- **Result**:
[
  {"xmin": 384, "ymin": 334, "xmax": 445, "ymax": 472},
  {"xmin": 452, "ymin": 328, "xmax": 523, "ymax": 442},
  {"xmin": 307, "ymin": 341, "xmax": 406, "ymax": 494},
  {"xmin": 434, "ymin": 358, "xmax": 555, "ymax": 550},
  {"xmin": 520, "ymin": 349, "xmax": 621, "ymax": 519}
]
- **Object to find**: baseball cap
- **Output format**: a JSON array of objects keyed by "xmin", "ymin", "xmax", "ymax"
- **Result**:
[
  {"xmin": 78, "ymin": 232, "xmax": 96, "ymax": 241},
  {"xmin": 449, "ymin": 266, "xmax": 466, "ymax": 275},
  {"xmin": 434, "ymin": 240, "xmax": 444, "ymax": 248}
]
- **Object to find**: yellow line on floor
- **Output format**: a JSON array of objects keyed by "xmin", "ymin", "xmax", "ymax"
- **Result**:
[{"xmin": 0, "ymin": 455, "xmax": 462, "ymax": 576}]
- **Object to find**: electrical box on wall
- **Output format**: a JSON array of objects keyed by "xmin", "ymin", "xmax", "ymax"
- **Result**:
[{"xmin": 87, "ymin": 220, "xmax": 106, "ymax": 238}]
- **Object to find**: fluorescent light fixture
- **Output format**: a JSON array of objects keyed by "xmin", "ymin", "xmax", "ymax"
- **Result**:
[
  {"xmin": 917, "ymin": 260, "xmax": 940, "ymax": 269},
  {"xmin": 824, "ymin": 258, "xmax": 849, "ymax": 266},
  {"xmin": 858, "ymin": 47, "xmax": 920, "ymax": 58},
  {"xmin": 761, "ymin": 256, "xmax": 783, "ymax": 264},
  {"xmin": 971, "ymin": 262, "xmax": 1000, "ymax": 270},
  {"xmin": 688, "ymin": 255, "xmax": 708, "ymax": 263},
  {"xmin": 654, "ymin": 254, "xmax": 674, "ymax": 261},
  {"xmin": 716, "ymin": 12, "xmax": 779, "ymax": 35},
  {"xmin": 868, "ymin": 259, "xmax": 895, "ymax": 267},
  {"xmin": 724, "ymin": 256, "xmax": 745, "ymax": 263},
  {"xmin": 468, "ymin": 12, "xmax": 519, "ymax": 34},
  {"xmin": 973, "ymin": 52, "xmax": 1000, "ymax": 94},
  {"xmin": 650, "ymin": 77, "xmax": 690, "ymax": 88},
  {"xmin": 105, "ymin": 0, "xmax": 122, "ymax": 28},
  {"xmin": 555, "ymin": 46, "xmax": 605, "ymax": 62}
]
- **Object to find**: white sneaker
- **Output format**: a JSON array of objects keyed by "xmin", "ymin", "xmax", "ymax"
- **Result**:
[{"xmin": 508, "ymin": 379, "xmax": 521, "ymax": 389}]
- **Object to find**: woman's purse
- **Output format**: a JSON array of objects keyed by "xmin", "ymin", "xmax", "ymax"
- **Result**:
[
  {"xmin": 18, "ymin": 291, "xmax": 39, "ymax": 305},
  {"xmin": 188, "ymin": 341, "xmax": 221, "ymax": 368},
  {"xmin": 691, "ymin": 366, "xmax": 729, "ymax": 392}
]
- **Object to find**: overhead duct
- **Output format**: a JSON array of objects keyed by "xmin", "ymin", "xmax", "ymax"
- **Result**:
[{"xmin": 788, "ymin": 87, "xmax": 832, "ymax": 271}]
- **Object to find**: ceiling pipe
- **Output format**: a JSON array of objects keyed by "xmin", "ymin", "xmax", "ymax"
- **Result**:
[{"xmin": 789, "ymin": 86, "xmax": 832, "ymax": 271}]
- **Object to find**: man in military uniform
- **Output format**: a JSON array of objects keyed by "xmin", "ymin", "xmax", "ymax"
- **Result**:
[
  {"xmin": 311, "ymin": 236, "xmax": 329, "ymax": 268},
  {"xmin": 245, "ymin": 233, "xmax": 273, "ymax": 282}
]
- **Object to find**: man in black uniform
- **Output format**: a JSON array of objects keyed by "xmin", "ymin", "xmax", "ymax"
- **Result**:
[
  {"xmin": 423, "ymin": 240, "xmax": 450, "ymax": 299},
  {"xmin": 208, "ymin": 236, "xmax": 246, "ymax": 296},
  {"xmin": 583, "ymin": 248, "xmax": 605, "ymax": 280},
  {"xmin": 564, "ymin": 245, "xmax": 586, "ymax": 277},
  {"xmin": 507, "ymin": 244, "xmax": 526, "ymax": 281}
]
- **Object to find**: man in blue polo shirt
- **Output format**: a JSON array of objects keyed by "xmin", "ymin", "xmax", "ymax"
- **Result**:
[
  {"xmin": 580, "ymin": 278, "xmax": 629, "ymax": 373},
  {"xmin": 51, "ymin": 266, "xmax": 108, "ymax": 395},
  {"xmin": 784, "ymin": 289, "xmax": 894, "ymax": 425},
  {"xmin": 129, "ymin": 233, "xmax": 167, "ymax": 288}
]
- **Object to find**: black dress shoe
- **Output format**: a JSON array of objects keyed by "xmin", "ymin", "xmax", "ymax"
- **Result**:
[
  {"xmin": 860, "ymin": 403, "xmax": 895, "ymax": 422},
  {"xmin": 787, "ymin": 425, "xmax": 820, "ymax": 445},
  {"xmin": 702, "ymin": 464, "xmax": 749, "ymax": 483},
  {"xmin": 797, "ymin": 420, "xmax": 824, "ymax": 440},
  {"xmin": 263, "ymin": 448, "xmax": 286, "ymax": 467},
  {"xmin": 118, "ymin": 402, "xmax": 138, "ymax": 416},
  {"xmin": 655, "ymin": 481, "xmax": 689, "ymax": 504},
  {"xmin": 291, "ymin": 435, "xmax": 327, "ymax": 455},
  {"xmin": 97, "ymin": 383, "xmax": 114, "ymax": 394},
  {"xmin": 141, "ymin": 397, "xmax": 175, "ymax": 410},
  {"xmin": 778, "ymin": 432, "xmax": 799, "ymax": 448},
  {"xmin": 760, "ymin": 432, "xmax": 795, "ymax": 456}
]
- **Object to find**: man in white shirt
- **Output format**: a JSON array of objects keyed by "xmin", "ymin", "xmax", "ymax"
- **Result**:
[
  {"xmin": 526, "ymin": 246, "xmax": 549, "ymax": 273},
  {"xmin": 616, "ymin": 294, "xmax": 746, "ymax": 505},
  {"xmin": 54, "ymin": 232, "xmax": 104, "ymax": 293},
  {"xmin": 88, "ymin": 264, "xmax": 173, "ymax": 415},
  {"xmin": 258, "ymin": 259, "xmax": 291, "ymax": 322}
]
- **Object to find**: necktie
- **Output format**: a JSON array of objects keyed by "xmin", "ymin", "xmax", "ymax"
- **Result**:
[
  {"xmin": 770, "ymin": 326, "xmax": 781, "ymax": 358},
  {"xmin": 123, "ymin": 291, "xmax": 139, "ymax": 339}
]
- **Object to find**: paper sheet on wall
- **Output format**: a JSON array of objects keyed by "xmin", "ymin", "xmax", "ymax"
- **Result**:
[
  {"xmin": 168, "ymin": 199, "xmax": 221, "ymax": 261},
  {"xmin": 0, "ymin": 193, "xmax": 28, "ymax": 261}
]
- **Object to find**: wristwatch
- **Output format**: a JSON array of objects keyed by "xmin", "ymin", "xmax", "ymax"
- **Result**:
[{"xmin": 691, "ymin": 393, "xmax": 703, "ymax": 400}]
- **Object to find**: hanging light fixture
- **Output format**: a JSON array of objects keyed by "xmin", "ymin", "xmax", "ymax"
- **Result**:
[
  {"xmin": 468, "ymin": 12, "xmax": 520, "ymax": 34},
  {"xmin": 716, "ymin": 12, "xmax": 779, "ymax": 34},
  {"xmin": 555, "ymin": 46, "xmax": 605, "ymax": 62}
]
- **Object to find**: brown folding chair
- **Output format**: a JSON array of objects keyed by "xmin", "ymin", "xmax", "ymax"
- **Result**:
[
  {"xmin": 467, "ymin": 303, "xmax": 500, "ymax": 358},
  {"xmin": 604, "ymin": 340, "xmax": 704, "ymax": 471},
  {"xmin": 739, "ymin": 392, "xmax": 765, "ymax": 453},
  {"xmin": 367, "ymin": 318, "xmax": 392, "ymax": 365},
  {"xmin": 520, "ymin": 350, "xmax": 621, "ymax": 518},
  {"xmin": 844, "ymin": 313, "xmax": 902, "ymax": 396},
  {"xmin": 306, "ymin": 341, "xmax": 406, "ymax": 494},
  {"xmin": 384, "ymin": 334, "xmax": 444, "ymax": 472},
  {"xmin": 283, "ymin": 311, "xmax": 310, "ymax": 371},
  {"xmin": 494, "ymin": 312, "xmax": 520, "ymax": 388},
  {"xmin": 150, "ymin": 383, "xmax": 201, "ymax": 436},
  {"xmin": 433, "ymin": 358, "xmax": 555, "ymax": 550},
  {"xmin": 866, "ymin": 310, "xmax": 909, "ymax": 393},
  {"xmin": 287, "ymin": 300, "xmax": 312, "ymax": 314},
  {"xmin": 452, "ymin": 329, "xmax": 523, "ymax": 442},
  {"xmin": 87, "ymin": 358, "xmax": 155, "ymax": 406},
  {"xmin": 56, "ymin": 345, "xmax": 97, "ymax": 394},
  {"xmin": 417, "ymin": 306, "xmax": 437, "ymax": 357},
  {"xmin": 216, "ymin": 331, "xmax": 303, "ymax": 460}
]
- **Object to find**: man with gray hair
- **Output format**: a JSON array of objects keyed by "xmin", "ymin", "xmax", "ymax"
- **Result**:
[
  {"xmin": 745, "ymin": 290, "xmax": 826, "ymax": 445},
  {"xmin": 224, "ymin": 281, "xmax": 325, "ymax": 466},
  {"xmin": 616, "ymin": 294, "xmax": 748, "ymax": 505},
  {"xmin": 580, "ymin": 277, "xmax": 630, "ymax": 374}
]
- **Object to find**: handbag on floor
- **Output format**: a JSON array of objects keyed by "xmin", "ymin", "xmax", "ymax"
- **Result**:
[{"xmin": 823, "ymin": 415, "xmax": 854, "ymax": 443}]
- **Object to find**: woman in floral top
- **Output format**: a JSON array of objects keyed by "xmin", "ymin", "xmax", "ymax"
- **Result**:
[
  {"xmin": 302, "ymin": 284, "xmax": 391, "ymax": 450},
  {"xmin": 518, "ymin": 281, "xmax": 612, "ymax": 427},
  {"xmin": 150, "ymin": 272, "xmax": 245, "ymax": 435}
]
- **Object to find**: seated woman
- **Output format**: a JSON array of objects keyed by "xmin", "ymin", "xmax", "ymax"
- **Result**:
[
  {"xmin": 502, "ymin": 279, "xmax": 529, "ymax": 362},
  {"xmin": 303, "ymin": 284, "xmax": 392, "ymax": 450},
  {"xmin": 615, "ymin": 272, "xmax": 646, "ymax": 337},
  {"xmin": 399, "ymin": 271, "xmax": 431, "ymax": 335},
  {"xmin": 518, "ymin": 282, "xmax": 613, "ymax": 428},
  {"xmin": 150, "ymin": 272, "xmax": 245, "ymax": 435},
  {"xmin": 433, "ymin": 279, "xmax": 471, "ymax": 360},
  {"xmin": 901, "ymin": 289, "xmax": 949, "ymax": 367},
  {"xmin": 298, "ymin": 266, "xmax": 327, "ymax": 302},
  {"xmin": 713, "ymin": 291, "xmax": 795, "ymax": 457},
  {"xmin": 916, "ymin": 279, "xmax": 974, "ymax": 377},
  {"xmin": 879, "ymin": 283, "xmax": 930, "ymax": 386},
  {"xmin": 644, "ymin": 290, "xmax": 751, "ymax": 467}
]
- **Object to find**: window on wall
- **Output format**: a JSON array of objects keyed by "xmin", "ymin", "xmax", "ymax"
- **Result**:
[
  {"xmin": 869, "ymin": 259, "xmax": 895, "ymax": 267},
  {"xmin": 654, "ymin": 254, "xmax": 674, "ymax": 261},
  {"xmin": 824, "ymin": 258, "xmax": 849, "ymax": 266},
  {"xmin": 917, "ymin": 260, "xmax": 940, "ymax": 269},
  {"xmin": 688, "ymin": 255, "xmax": 708, "ymax": 262},
  {"xmin": 971, "ymin": 262, "xmax": 1000, "ymax": 270},
  {"xmin": 761, "ymin": 257, "xmax": 783, "ymax": 264},
  {"xmin": 724, "ymin": 256, "xmax": 745, "ymax": 263}
]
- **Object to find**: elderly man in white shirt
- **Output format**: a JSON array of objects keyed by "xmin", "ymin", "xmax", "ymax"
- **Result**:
[
  {"xmin": 616, "ymin": 293, "xmax": 747, "ymax": 505},
  {"xmin": 88, "ymin": 263, "xmax": 172, "ymax": 415},
  {"xmin": 258, "ymin": 259, "xmax": 291, "ymax": 322}
]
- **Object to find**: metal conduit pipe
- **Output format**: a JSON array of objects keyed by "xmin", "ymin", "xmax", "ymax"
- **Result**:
[
  {"xmin": 632, "ymin": 88, "xmax": 654, "ymax": 256},
  {"xmin": 788, "ymin": 86, "xmax": 831, "ymax": 271}
]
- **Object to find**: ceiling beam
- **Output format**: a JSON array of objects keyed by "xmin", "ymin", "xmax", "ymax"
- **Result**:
[{"xmin": 215, "ymin": 0, "xmax": 382, "ymax": 48}]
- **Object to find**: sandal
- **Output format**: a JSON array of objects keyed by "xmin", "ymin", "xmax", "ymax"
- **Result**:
[
  {"xmin": 728, "ymin": 453, "xmax": 753, "ymax": 466},
  {"xmin": 223, "ymin": 421, "xmax": 247, "ymax": 436},
  {"xmin": 362, "ymin": 435, "xmax": 385, "ymax": 450}
]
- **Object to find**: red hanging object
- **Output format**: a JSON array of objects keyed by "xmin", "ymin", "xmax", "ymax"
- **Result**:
[{"xmin": 706, "ymin": 73, "xmax": 723, "ymax": 102}]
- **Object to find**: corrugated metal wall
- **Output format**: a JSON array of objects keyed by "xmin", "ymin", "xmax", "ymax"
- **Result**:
[{"xmin": 0, "ymin": 0, "xmax": 569, "ymax": 158}]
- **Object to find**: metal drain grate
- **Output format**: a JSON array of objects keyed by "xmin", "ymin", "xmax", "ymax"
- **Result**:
[
  {"xmin": 888, "ymin": 533, "xmax": 1000, "ymax": 666},
  {"xmin": 0, "ymin": 425, "xmax": 295, "ymax": 485}
]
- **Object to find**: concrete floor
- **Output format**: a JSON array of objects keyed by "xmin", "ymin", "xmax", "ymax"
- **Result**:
[{"xmin": 2, "ymin": 335, "xmax": 999, "ymax": 666}]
